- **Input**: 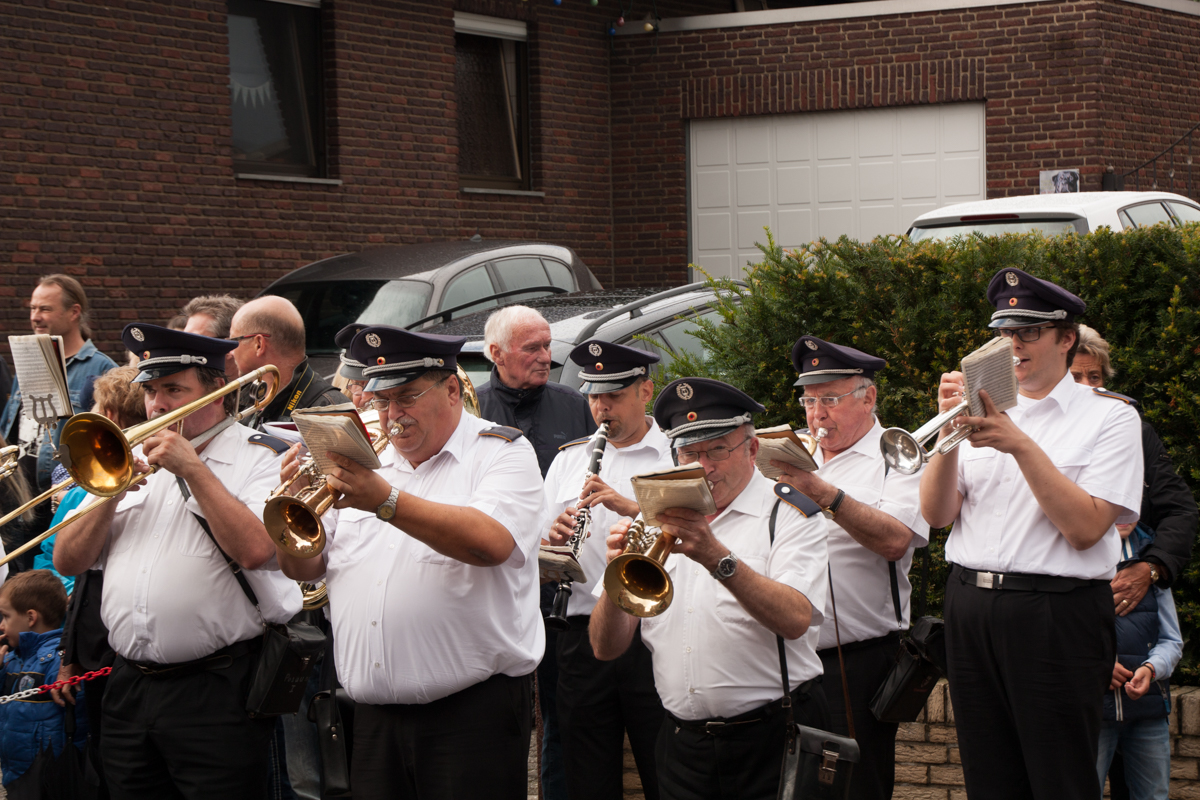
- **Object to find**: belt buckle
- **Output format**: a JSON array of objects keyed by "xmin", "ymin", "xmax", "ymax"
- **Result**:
[
  {"xmin": 819, "ymin": 748, "xmax": 840, "ymax": 785},
  {"xmin": 974, "ymin": 571, "xmax": 1003, "ymax": 589},
  {"xmin": 704, "ymin": 721, "xmax": 726, "ymax": 734}
]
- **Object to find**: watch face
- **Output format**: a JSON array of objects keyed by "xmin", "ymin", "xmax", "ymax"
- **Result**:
[
  {"xmin": 717, "ymin": 556, "xmax": 737, "ymax": 578},
  {"xmin": 378, "ymin": 505, "xmax": 395, "ymax": 520}
]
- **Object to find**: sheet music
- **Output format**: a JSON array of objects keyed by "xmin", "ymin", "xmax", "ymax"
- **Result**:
[
  {"xmin": 961, "ymin": 337, "xmax": 1018, "ymax": 416},
  {"xmin": 754, "ymin": 425, "xmax": 819, "ymax": 479},
  {"xmin": 631, "ymin": 465, "xmax": 717, "ymax": 528},
  {"xmin": 291, "ymin": 405, "xmax": 381, "ymax": 474},
  {"xmin": 10, "ymin": 334, "xmax": 73, "ymax": 424},
  {"xmin": 538, "ymin": 547, "xmax": 587, "ymax": 584}
]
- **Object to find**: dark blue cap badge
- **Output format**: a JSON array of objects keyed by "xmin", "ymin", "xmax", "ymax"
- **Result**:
[
  {"xmin": 653, "ymin": 377, "xmax": 765, "ymax": 448},
  {"xmin": 572, "ymin": 339, "xmax": 660, "ymax": 394},
  {"xmin": 122, "ymin": 323, "xmax": 237, "ymax": 384},
  {"xmin": 986, "ymin": 268, "xmax": 1086, "ymax": 328},
  {"xmin": 350, "ymin": 325, "xmax": 466, "ymax": 392},
  {"xmin": 790, "ymin": 336, "xmax": 887, "ymax": 387}
]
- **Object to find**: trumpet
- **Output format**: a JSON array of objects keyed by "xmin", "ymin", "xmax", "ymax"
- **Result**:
[
  {"xmin": 0, "ymin": 445, "xmax": 19, "ymax": 482},
  {"xmin": 263, "ymin": 418, "xmax": 400, "ymax": 559},
  {"xmin": 603, "ymin": 516, "xmax": 675, "ymax": 618},
  {"xmin": 0, "ymin": 365, "xmax": 281, "ymax": 568}
]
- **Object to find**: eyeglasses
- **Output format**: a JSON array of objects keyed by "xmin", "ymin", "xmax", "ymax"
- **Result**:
[
  {"xmin": 798, "ymin": 388, "xmax": 862, "ymax": 410},
  {"xmin": 996, "ymin": 324, "xmax": 1052, "ymax": 343},
  {"xmin": 370, "ymin": 375, "xmax": 450, "ymax": 411},
  {"xmin": 677, "ymin": 436, "xmax": 752, "ymax": 464},
  {"xmin": 230, "ymin": 332, "xmax": 271, "ymax": 344}
]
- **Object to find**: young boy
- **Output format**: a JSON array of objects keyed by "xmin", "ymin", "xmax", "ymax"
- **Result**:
[{"xmin": 0, "ymin": 569, "xmax": 87, "ymax": 786}]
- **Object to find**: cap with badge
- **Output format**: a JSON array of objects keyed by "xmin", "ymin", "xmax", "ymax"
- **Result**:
[
  {"xmin": 335, "ymin": 323, "xmax": 369, "ymax": 381},
  {"xmin": 573, "ymin": 339, "xmax": 660, "ymax": 395},
  {"xmin": 986, "ymin": 267, "xmax": 1087, "ymax": 329},
  {"xmin": 350, "ymin": 325, "xmax": 467, "ymax": 392},
  {"xmin": 790, "ymin": 335, "xmax": 887, "ymax": 387},
  {"xmin": 123, "ymin": 323, "xmax": 238, "ymax": 384},
  {"xmin": 653, "ymin": 377, "xmax": 765, "ymax": 448}
]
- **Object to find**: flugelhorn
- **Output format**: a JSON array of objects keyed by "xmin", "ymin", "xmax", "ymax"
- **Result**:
[
  {"xmin": 0, "ymin": 365, "xmax": 282, "ymax": 568},
  {"xmin": 603, "ymin": 516, "xmax": 674, "ymax": 617},
  {"xmin": 263, "ymin": 416, "xmax": 399, "ymax": 559},
  {"xmin": 0, "ymin": 445, "xmax": 19, "ymax": 482}
]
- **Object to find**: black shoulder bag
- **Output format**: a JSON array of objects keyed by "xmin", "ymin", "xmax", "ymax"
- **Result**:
[
  {"xmin": 178, "ymin": 477, "xmax": 326, "ymax": 717},
  {"xmin": 771, "ymin": 500, "xmax": 860, "ymax": 800},
  {"xmin": 868, "ymin": 558, "xmax": 946, "ymax": 723}
]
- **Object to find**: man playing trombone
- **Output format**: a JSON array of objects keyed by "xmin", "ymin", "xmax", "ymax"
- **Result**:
[
  {"xmin": 52, "ymin": 323, "xmax": 301, "ymax": 800},
  {"xmin": 919, "ymin": 269, "xmax": 1143, "ymax": 800},
  {"xmin": 272, "ymin": 325, "xmax": 547, "ymax": 800}
]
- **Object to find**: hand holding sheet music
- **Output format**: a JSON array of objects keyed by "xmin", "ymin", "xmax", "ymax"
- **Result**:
[{"xmin": 630, "ymin": 464, "xmax": 716, "ymax": 528}]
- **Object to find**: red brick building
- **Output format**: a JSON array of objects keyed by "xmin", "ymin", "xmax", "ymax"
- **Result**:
[{"xmin": 2, "ymin": 0, "xmax": 1197, "ymax": 357}]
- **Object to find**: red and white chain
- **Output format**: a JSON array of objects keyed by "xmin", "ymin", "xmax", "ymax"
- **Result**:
[{"xmin": 0, "ymin": 666, "xmax": 112, "ymax": 705}]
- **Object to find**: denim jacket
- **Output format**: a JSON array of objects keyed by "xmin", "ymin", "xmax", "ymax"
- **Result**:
[{"xmin": 0, "ymin": 339, "xmax": 118, "ymax": 490}]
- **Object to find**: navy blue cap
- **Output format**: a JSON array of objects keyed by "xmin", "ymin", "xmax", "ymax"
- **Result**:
[
  {"xmin": 122, "ymin": 323, "xmax": 237, "ymax": 384},
  {"xmin": 653, "ymin": 377, "xmax": 765, "ymax": 447},
  {"xmin": 572, "ymin": 339, "xmax": 660, "ymax": 394},
  {"xmin": 791, "ymin": 336, "xmax": 887, "ymax": 387},
  {"xmin": 350, "ymin": 325, "xmax": 466, "ymax": 392},
  {"xmin": 335, "ymin": 323, "xmax": 369, "ymax": 381},
  {"xmin": 987, "ymin": 268, "xmax": 1086, "ymax": 328}
]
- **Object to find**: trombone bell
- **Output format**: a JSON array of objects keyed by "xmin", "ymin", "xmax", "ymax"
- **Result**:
[{"xmin": 602, "ymin": 518, "xmax": 675, "ymax": 618}]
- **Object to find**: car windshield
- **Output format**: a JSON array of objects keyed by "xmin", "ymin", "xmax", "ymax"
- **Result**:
[
  {"xmin": 909, "ymin": 219, "xmax": 1081, "ymax": 242},
  {"xmin": 267, "ymin": 279, "xmax": 433, "ymax": 353}
]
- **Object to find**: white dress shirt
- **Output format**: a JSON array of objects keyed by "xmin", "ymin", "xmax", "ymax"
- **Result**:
[
  {"xmin": 543, "ymin": 418, "xmax": 673, "ymax": 617},
  {"xmin": 96, "ymin": 422, "xmax": 301, "ymax": 664},
  {"xmin": 945, "ymin": 373, "xmax": 1143, "ymax": 580},
  {"xmin": 635, "ymin": 471, "xmax": 828, "ymax": 721},
  {"xmin": 813, "ymin": 419, "xmax": 928, "ymax": 650},
  {"xmin": 319, "ymin": 411, "xmax": 547, "ymax": 706}
]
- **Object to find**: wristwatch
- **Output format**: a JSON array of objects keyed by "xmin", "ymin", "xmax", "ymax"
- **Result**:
[
  {"xmin": 375, "ymin": 486, "xmax": 400, "ymax": 521},
  {"xmin": 711, "ymin": 551, "xmax": 739, "ymax": 582},
  {"xmin": 823, "ymin": 488, "xmax": 847, "ymax": 520},
  {"xmin": 1148, "ymin": 564, "xmax": 1160, "ymax": 584}
]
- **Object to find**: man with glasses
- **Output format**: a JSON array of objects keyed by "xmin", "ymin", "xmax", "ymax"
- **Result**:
[
  {"xmin": 272, "ymin": 325, "xmax": 547, "ymax": 800},
  {"xmin": 920, "ymin": 268, "xmax": 1144, "ymax": 800},
  {"xmin": 589, "ymin": 377, "xmax": 830, "ymax": 800},
  {"xmin": 229, "ymin": 296, "xmax": 347, "ymax": 429},
  {"xmin": 770, "ymin": 337, "xmax": 927, "ymax": 800}
]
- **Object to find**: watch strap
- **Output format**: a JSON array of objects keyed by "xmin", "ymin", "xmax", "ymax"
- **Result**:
[
  {"xmin": 376, "ymin": 486, "xmax": 400, "ymax": 519},
  {"xmin": 825, "ymin": 488, "xmax": 847, "ymax": 519}
]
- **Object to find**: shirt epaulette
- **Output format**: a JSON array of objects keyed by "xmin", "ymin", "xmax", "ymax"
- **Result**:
[
  {"xmin": 479, "ymin": 425, "xmax": 525, "ymax": 443},
  {"xmin": 1092, "ymin": 388, "xmax": 1138, "ymax": 406},
  {"xmin": 773, "ymin": 483, "xmax": 822, "ymax": 518},
  {"xmin": 247, "ymin": 433, "xmax": 291, "ymax": 455},
  {"xmin": 558, "ymin": 435, "xmax": 592, "ymax": 451}
]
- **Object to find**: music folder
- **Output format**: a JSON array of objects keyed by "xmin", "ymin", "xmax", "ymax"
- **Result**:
[
  {"xmin": 630, "ymin": 464, "xmax": 717, "ymax": 528},
  {"xmin": 960, "ymin": 337, "xmax": 1019, "ymax": 416},
  {"xmin": 754, "ymin": 425, "xmax": 819, "ymax": 479}
]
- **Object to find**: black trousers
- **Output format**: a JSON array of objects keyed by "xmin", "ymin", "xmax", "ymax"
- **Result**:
[
  {"xmin": 351, "ymin": 672, "xmax": 533, "ymax": 800},
  {"xmin": 655, "ymin": 678, "xmax": 830, "ymax": 800},
  {"xmin": 818, "ymin": 632, "xmax": 901, "ymax": 800},
  {"xmin": 944, "ymin": 566, "xmax": 1115, "ymax": 800},
  {"xmin": 557, "ymin": 615, "xmax": 664, "ymax": 800},
  {"xmin": 101, "ymin": 645, "xmax": 275, "ymax": 800}
]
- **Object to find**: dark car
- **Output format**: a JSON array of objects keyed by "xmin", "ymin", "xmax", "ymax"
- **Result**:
[
  {"xmin": 259, "ymin": 239, "xmax": 603, "ymax": 376},
  {"xmin": 424, "ymin": 282, "xmax": 743, "ymax": 390}
]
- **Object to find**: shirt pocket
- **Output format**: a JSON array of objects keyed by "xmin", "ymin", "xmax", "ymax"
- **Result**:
[
  {"xmin": 714, "ymin": 554, "xmax": 768, "ymax": 624},
  {"xmin": 177, "ymin": 495, "xmax": 219, "ymax": 558},
  {"xmin": 324, "ymin": 508, "xmax": 376, "ymax": 570},
  {"xmin": 1047, "ymin": 445, "xmax": 1092, "ymax": 483},
  {"xmin": 960, "ymin": 445, "xmax": 996, "ymax": 489},
  {"xmin": 108, "ymin": 490, "xmax": 149, "ymax": 557},
  {"xmin": 637, "ymin": 552, "xmax": 680, "ymax": 632}
]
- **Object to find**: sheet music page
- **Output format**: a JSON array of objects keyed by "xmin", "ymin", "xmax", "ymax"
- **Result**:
[
  {"xmin": 754, "ymin": 425, "xmax": 818, "ymax": 478},
  {"xmin": 631, "ymin": 465, "xmax": 717, "ymax": 528},
  {"xmin": 537, "ymin": 547, "xmax": 587, "ymax": 584},
  {"xmin": 292, "ymin": 406, "xmax": 381, "ymax": 473},
  {"xmin": 961, "ymin": 337, "xmax": 1018, "ymax": 416},
  {"xmin": 10, "ymin": 334, "xmax": 73, "ymax": 422}
]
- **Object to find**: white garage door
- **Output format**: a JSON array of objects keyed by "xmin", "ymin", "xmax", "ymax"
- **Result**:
[{"xmin": 689, "ymin": 103, "xmax": 986, "ymax": 279}]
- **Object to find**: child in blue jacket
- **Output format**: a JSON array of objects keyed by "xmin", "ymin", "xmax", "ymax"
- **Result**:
[{"xmin": 0, "ymin": 569, "xmax": 87, "ymax": 785}]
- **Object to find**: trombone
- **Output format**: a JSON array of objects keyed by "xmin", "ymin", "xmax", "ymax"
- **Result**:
[{"xmin": 0, "ymin": 365, "xmax": 281, "ymax": 568}]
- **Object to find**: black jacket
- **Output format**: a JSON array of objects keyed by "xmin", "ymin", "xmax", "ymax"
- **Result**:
[
  {"xmin": 1137, "ymin": 420, "xmax": 1199, "ymax": 586},
  {"xmin": 248, "ymin": 358, "xmax": 349, "ymax": 429},
  {"xmin": 476, "ymin": 366, "xmax": 595, "ymax": 477}
]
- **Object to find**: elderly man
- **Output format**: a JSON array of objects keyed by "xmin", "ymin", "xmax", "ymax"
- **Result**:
[
  {"xmin": 475, "ymin": 304, "xmax": 594, "ymax": 800},
  {"xmin": 920, "ymin": 268, "xmax": 1144, "ymax": 800},
  {"xmin": 53, "ymin": 323, "xmax": 301, "ymax": 800},
  {"xmin": 229, "ymin": 296, "xmax": 346, "ymax": 428},
  {"xmin": 1, "ymin": 275, "xmax": 118, "ymax": 495},
  {"xmin": 770, "ymin": 336, "xmax": 927, "ymax": 800},
  {"xmin": 591, "ymin": 378, "xmax": 830, "ymax": 800},
  {"xmin": 273, "ymin": 326, "xmax": 546, "ymax": 800},
  {"xmin": 182, "ymin": 295, "xmax": 245, "ymax": 377}
]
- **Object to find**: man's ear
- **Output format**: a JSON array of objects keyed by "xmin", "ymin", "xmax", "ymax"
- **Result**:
[
  {"xmin": 67, "ymin": 304, "xmax": 82, "ymax": 324},
  {"xmin": 639, "ymin": 379, "xmax": 655, "ymax": 405},
  {"xmin": 488, "ymin": 343, "xmax": 504, "ymax": 366}
]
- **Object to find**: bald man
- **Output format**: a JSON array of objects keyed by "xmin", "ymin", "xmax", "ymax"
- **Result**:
[{"xmin": 229, "ymin": 295, "xmax": 347, "ymax": 429}]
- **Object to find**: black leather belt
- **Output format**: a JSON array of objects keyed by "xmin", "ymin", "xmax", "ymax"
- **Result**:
[
  {"xmin": 123, "ymin": 638, "xmax": 257, "ymax": 678},
  {"xmin": 955, "ymin": 565, "xmax": 1108, "ymax": 593},
  {"xmin": 668, "ymin": 677, "xmax": 819, "ymax": 735}
]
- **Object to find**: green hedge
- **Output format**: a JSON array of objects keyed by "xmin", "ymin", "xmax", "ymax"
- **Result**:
[{"xmin": 663, "ymin": 224, "xmax": 1200, "ymax": 680}]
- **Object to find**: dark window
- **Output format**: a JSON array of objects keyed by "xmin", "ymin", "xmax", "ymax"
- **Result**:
[
  {"xmin": 456, "ymin": 32, "xmax": 529, "ymax": 191},
  {"xmin": 268, "ymin": 280, "xmax": 433, "ymax": 353},
  {"xmin": 228, "ymin": 0, "xmax": 324, "ymax": 178},
  {"xmin": 440, "ymin": 267, "xmax": 499, "ymax": 314},
  {"xmin": 543, "ymin": 259, "xmax": 574, "ymax": 290}
]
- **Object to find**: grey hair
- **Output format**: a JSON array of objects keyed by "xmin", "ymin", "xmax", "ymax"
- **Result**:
[
  {"xmin": 483, "ymin": 305, "xmax": 549, "ymax": 363},
  {"xmin": 851, "ymin": 375, "xmax": 877, "ymax": 413}
]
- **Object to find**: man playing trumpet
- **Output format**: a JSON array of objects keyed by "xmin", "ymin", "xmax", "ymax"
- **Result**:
[
  {"xmin": 53, "ymin": 323, "xmax": 301, "ymax": 800},
  {"xmin": 589, "ymin": 378, "xmax": 830, "ymax": 800},
  {"xmin": 919, "ymin": 269, "xmax": 1143, "ymax": 800},
  {"xmin": 273, "ymin": 326, "xmax": 547, "ymax": 800}
]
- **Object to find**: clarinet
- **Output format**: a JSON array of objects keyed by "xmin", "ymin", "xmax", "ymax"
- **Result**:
[{"xmin": 545, "ymin": 422, "xmax": 611, "ymax": 632}]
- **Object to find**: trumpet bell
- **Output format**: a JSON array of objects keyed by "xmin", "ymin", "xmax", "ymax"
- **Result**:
[
  {"xmin": 604, "ymin": 553, "xmax": 673, "ymax": 617},
  {"xmin": 263, "ymin": 494, "xmax": 327, "ymax": 558},
  {"xmin": 879, "ymin": 428, "xmax": 925, "ymax": 475},
  {"xmin": 59, "ymin": 412, "xmax": 135, "ymax": 497}
]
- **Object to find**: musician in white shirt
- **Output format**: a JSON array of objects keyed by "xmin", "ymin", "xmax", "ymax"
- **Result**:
[
  {"xmin": 773, "ymin": 336, "xmax": 927, "ymax": 800},
  {"xmin": 920, "ymin": 268, "xmax": 1143, "ymax": 800},
  {"xmin": 54, "ymin": 323, "xmax": 300, "ymax": 800},
  {"xmin": 274, "ymin": 325, "xmax": 547, "ymax": 800},
  {"xmin": 543, "ymin": 340, "xmax": 672, "ymax": 800},
  {"xmin": 589, "ymin": 377, "xmax": 830, "ymax": 800}
]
